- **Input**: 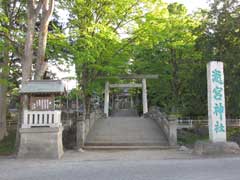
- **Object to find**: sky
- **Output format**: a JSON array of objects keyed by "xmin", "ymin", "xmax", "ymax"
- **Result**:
[{"xmin": 52, "ymin": 0, "xmax": 210, "ymax": 90}]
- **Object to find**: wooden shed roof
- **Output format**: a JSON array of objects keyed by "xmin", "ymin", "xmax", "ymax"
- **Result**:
[{"xmin": 20, "ymin": 80, "xmax": 65, "ymax": 94}]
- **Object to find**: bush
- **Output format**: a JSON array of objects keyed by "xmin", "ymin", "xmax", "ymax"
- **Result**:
[
  {"xmin": 0, "ymin": 130, "xmax": 16, "ymax": 155},
  {"xmin": 227, "ymin": 127, "xmax": 240, "ymax": 145},
  {"xmin": 178, "ymin": 128, "xmax": 208, "ymax": 147}
]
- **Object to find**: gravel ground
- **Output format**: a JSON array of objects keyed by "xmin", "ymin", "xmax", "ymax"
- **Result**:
[{"xmin": 0, "ymin": 149, "xmax": 240, "ymax": 180}]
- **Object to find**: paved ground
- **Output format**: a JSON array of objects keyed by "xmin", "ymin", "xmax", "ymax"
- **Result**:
[
  {"xmin": 63, "ymin": 149, "xmax": 196, "ymax": 161},
  {"xmin": 85, "ymin": 115, "xmax": 168, "ymax": 146},
  {"xmin": 1, "ymin": 150, "xmax": 240, "ymax": 180}
]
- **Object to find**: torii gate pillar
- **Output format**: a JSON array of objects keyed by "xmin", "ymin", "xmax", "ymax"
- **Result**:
[
  {"xmin": 104, "ymin": 81, "xmax": 110, "ymax": 117},
  {"xmin": 142, "ymin": 78, "xmax": 148, "ymax": 114}
]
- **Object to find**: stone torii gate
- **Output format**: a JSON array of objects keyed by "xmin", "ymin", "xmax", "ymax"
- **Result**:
[{"xmin": 103, "ymin": 75, "xmax": 158, "ymax": 117}]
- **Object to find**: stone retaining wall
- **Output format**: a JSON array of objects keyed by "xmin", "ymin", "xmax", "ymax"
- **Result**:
[
  {"xmin": 76, "ymin": 108, "xmax": 105, "ymax": 148},
  {"xmin": 146, "ymin": 106, "xmax": 177, "ymax": 146}
]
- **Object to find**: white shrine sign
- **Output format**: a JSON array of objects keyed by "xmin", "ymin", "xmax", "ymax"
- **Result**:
[{"xmin": 207, "ymin": 61, "xmax": 226, "ymax": 142}]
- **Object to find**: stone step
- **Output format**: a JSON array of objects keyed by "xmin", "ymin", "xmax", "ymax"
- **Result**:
[
  {"xmin": 112, "ymin": 109, "xmax": 138, "ymax": 117},
  {"xmin": 85, "ymin": 116, "xmax": 169, "ymax": 148},
  {"xmin": 85, "ymin": 142, "xmax": 169, "ymax": 146},
  {"xmin": 84, "ymin": 145, "xmax": 177, "ymax": 150}
]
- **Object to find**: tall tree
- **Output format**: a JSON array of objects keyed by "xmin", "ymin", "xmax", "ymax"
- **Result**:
[
  {"xmin": 61, "ymin": 0, "xmax": 152, "ymax": 119},
  {"xmin": 132, "ymin": 3, "xmax": 203, "ymax": 115},
  {"xmin": 196, "ymin": 0, "xmax": 240, "ymax": 117},
  {"xmin": 22, "ymin": 0, "xmax": 55, "ymax": 82},
  {"xmin": 0, "ymin": 0, "xmax": 25, "ymax": 140},
  {"xmin": 35, "ymin": 0, "xmax": 54, "ymax": 80}
]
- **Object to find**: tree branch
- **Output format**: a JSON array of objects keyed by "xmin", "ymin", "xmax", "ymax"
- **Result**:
[
  {"xmin": 35, "ymin": 0, "xmax": 43, "ymax": 16},
  {"xmin": 0, "ymin": 32, "xmax": 24, "ymax": 58},
  {"xmin": 0, "ymin": 32, "xmax": 16, "ymax": 46},
  {"xmin": 47, "ymin": 0, "xmax": 54, "ymax": 17}
]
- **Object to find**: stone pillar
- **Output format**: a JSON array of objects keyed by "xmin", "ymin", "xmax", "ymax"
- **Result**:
[
  {"xmin": 168, "ymin": 115, "xmax": 178, "ymax": 146},
  {"xmin": 76, "ymin": 120, "xmax": 85, "ymax": 148},
  {"xmin": 207, "ymin": 61, "xmax": 226, "ymax": 142},
  {"xmin": 142, "ymin": 78, "xmax": 148, "ymax": 114},
  {"xmin": 111, "ymin": 93, "xmax": 114, "ymax": 111},
  {"xmin": 115, "ymin": 95, "xmax": 119, "ymax": 110},
  {"xmin": 104, "ymin": 81, "xmax": 110, "ymax": 117},
  {"xmin": 130, "ymin": 96, "xmax": 134, "ymax": 108}
]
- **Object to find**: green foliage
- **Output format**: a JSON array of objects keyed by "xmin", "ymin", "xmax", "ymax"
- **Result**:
[
  {"xmin": 60, "ymin": 0, "xmax": 151, "ymax": 102},
  {"xmin": 0, "ymin": 130, "xmax": 16, "ymax": 155},
  {"xmin": 178, "ymin": 129, "xmax": 209, "ymax": 146},
  {"xmin": 0, "ymin": 1, "xmax": 25, "ymax": 88},
  {"xmin": 196, "ymin": 0, "xmax": 240, "ymax": 117},
  {"xmin": 1, "ymin": 0, "xmax": 240, "ymax": 119},
  {"xmin": 132, "ymin": 2, "xmax": 205, "ymax": 115},
  {"xmin": 57, "ymin": 0, "xmax": 240, "ymax": 118},
  {"xmin": 227, "ymin": 127, "xmax": 240, "ymax": 140}
]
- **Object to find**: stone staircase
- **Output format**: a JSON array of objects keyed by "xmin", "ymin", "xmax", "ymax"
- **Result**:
[
  {"xmin": 85, "ymin": 109, "xmax": 170, "ymax": 149},
  {"xmin": 112, "ymin": 109, "xmax": 138, "ymax": 117}
]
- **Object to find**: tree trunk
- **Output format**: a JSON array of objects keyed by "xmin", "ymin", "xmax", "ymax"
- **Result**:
[
  {"xmin": 0, "ymin": 47, "xmax": 9, "ymax": 141},
  {"xmin": 35, "ymin": 0, "xmax": 54, "ymax": 80},
  {"xmin": 83, "ymin": 94, "xmax": 91, "ymax": 121},
  {"xmin": 81, "ymin": 63, "xmax": 92, "ymax": 121},
  {"xmin": 16, "ymin": 0, "xmax": 42, "ymax": 151},
  {"xmin": 0, "ymin": 84, "xmax": 8, "ymax": 141},
  {"xmin": 170, "ymin": 48, "xmax": 179, "ymax": 113},
  {"xmin": 22, "ymin": 1, "xmax": 36, "ymax": 82}
]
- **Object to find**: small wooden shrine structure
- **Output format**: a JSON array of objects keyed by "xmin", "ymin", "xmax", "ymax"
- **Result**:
[{"xmin": 18, "ymin": 80, "xmax": 65, "ymax": 159}]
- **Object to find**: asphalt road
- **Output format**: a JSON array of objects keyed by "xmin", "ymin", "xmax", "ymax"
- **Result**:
[{"xmin": 0, "ymin": 152, "xmax": 240, "ymax": 180}]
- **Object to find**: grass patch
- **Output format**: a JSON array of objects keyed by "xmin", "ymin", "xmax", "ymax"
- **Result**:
[
  {"xmin": 227, "ymin": 127, "xmax": 240, "ymax": 145},
  {"xmin": 227, "ymin": 127, "xmax": 240, "ymax": 139},
  {"xmin": 178, "ymin": 128, "xmax": 209, "ymax": 147},
  {"xmin": 0, "ymin": 130, "xmax": 16, "ymax": 155},
  {"xmin": 178, "ymin": 127, "xmax": 240, "ymax": 147}
]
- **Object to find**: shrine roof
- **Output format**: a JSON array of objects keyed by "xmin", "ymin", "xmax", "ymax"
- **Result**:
[{"xmin": 20, "ymin": 80, "xmax": 65, "ymax": 94}]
